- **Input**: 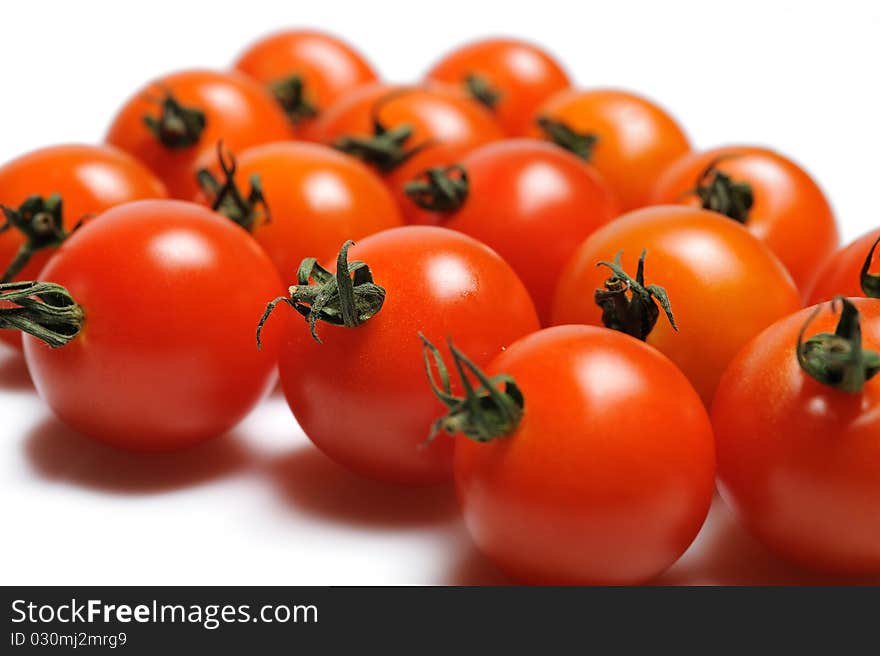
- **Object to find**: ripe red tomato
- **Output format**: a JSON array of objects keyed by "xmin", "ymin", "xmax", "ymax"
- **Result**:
[
  {"xmin": 650, "ymin": 146, "xmax": 838, "ymax": 295},
  {"xmin": 712, "ymin": 297, "xmax": 880, "ymax": 574},
  {"xmin": 807, "ymin": 228, "xmax": 880, "ymax": 304},
  {"xmin": 403, "ymin": 139, "xmax": 617, "ymax": 323},
  {"xmin": 105, "ymin": 69, "xmax": 293, "ymax": 199},
  {"xmin": 552, "ymin": 206, "xmax": 801, "ymax": 405},
  {"xmin": 0, "ymin": 144, "xmax": 167, "ymax": 350},
  {"xmin": 233, "ymin": 29, "xmax": 378, "ymax": 130},
  {"xmin": 528, "ymin": 89, "xmax": 690, "ymax": 212},
  {"xmin": 426, "ymin": 325, "xmax": 715, "ymax": 584},
  {"xmin": 262, "ymin": 226, "xmax": 539, "ymax": 484},
  {"xmin": 193, "ymin": 141, "xmax": 403, "ymax": 280},
  {"xmin": 17, "ymin": 200, "xmax": 285, "ymax": 450},
  {"xmin": 425, "ymin": 37, "xmax": 570, "ymax": 136}
]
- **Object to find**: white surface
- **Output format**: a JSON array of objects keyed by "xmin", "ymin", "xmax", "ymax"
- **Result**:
[{"xmin": 1, "ymin": 0, "xmax": 880, "ymax": 585}]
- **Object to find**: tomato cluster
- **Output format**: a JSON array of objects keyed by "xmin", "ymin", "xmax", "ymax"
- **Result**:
[{"xmin": 1, "ymin": 29, "xmax": 876, "ymax": 585}]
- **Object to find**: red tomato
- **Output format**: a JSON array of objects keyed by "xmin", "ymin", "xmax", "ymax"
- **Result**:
[
  {"xmin": 712, "ymin": 298, "xmax": 880, "ymax": 574},
  {"xmin": 427, "ymin": 325, "xmax": 715, "ymax": 584},
  {"xmin": 403, "ymin": 139, "xmax": 617, "ymax": 323},
  {"xmin": 650, "ymin": 146, "xmax": 838, "ymax": 295},
  {"xmin": 18, "ymin": 200, "xmax": 284, "ymax": 450},
  {"xmin": 263, "ymin": 226, "xmax": 539, "ymax": 484},
  {"xmin": 807, "ymin": 228, "xmax": 880, "ymax": 304},
  {"xmin": 528, "ymin": 89, "xmax": 690, "ymax": 211},
  {"xmin": 105, "ymin": 69, "xmax": 293, "ymax": 199},
  {"xmin": 194, "ymin": 141, "xmax": 403, "ymax": 280},
  {"xmin": 234, "ymin": 29, "xmax": 378, "ymax": 130},
  {"xmin": 425, "ymin": 37, "xmax": 570, "ymax": 136},
  {"xmin": 552, "ymin": 206, "xmax": 801, "ymax": 405},
  {"xmin": 0, "ymin": 144, "xmax": 167, "ymax": 350}
]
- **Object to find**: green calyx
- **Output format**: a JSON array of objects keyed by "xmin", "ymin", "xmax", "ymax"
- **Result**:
[
  {"xmin": 333, "ymin": 88, "xmax": 432, "ymax": 173},
  {"xmin": 143, "ymin": 90, "xmax": 207, "ymax": 149},
  {"xmin": 420, "ymin": 334, "xmax": 523, "ymax": 444},
  {"xmin": 536, "ymin": 116, "xmax": 598, "ymax": 161},
  {"xmin": 464, "ymin": 73, "xmax": 501, "ymax": 110},
  {"xmin": 0, "ymin": 281, "xmax": 83, "ymax": 348},
  {"xmin": 859, "ymin": 234, "xmax": 880, "ymax": 298},
  {"xmin": 404, "ymin": 165, "xmax": 469, "ymax": 212},
  {"xmin": 269, "ymin": 74, "xmax": 319, "ymax": 124},
  {"xmin": 196, "ymin": 142, "xmax": 270, "ymax": 232},
  {"xmin": 688, "ymin": 156, "xmax": 754, "ymax": 223},
  {"xmin": 594, "ymin": 250, "xmax": 677, "ymax": 341},
  {"xmin": 797, "ymin": 296, "xmax": 880, "ymax": 393},
  {"xmin": 0, "ymin": 194, "xmax": 82, "ymax": 283},
  {"xmin": 256, "ymin": 240, "xmax": 386, "ymax": 346}
]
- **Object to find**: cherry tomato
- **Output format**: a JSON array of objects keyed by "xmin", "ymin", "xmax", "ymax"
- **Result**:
[
  {"xmin": 18, "ymin": 200, "xmax": 285, "ymax": 450},
  {"xmin": 425, "ymin": 37, "xmax": 570, "ymax": 136},
  {"xmin": 528, "ymin": 89, "xmax": 690, "ymax": 212},
  {"xmin": 234, "ymin": 29, "xmax": 378, "ymax": 130},
  {"xmin": 194, "ymin": 141, "xmax": 403, "ymax": 280},
  {"xmin": 552, "ymin": 206, "xmax": 801, "ymax": 405},
  {"xmin": 650, "ymin": 146, "xmax": 838, "ymax": 295},
  {"xmin": 404, "ymin": 139, "xmax": 617, "ymax": 323},
  {"xmin": 0, "ymin": 144, "xmax": 167, "ymax": 350},
  {"xmin": 425, "ymin": 325, "xmax": 715, "ymax": 584},
  {"xmin": 807, "ymin": 228, "xmax": 880, "ymax": 304},
  {"xmin": 105, "ymin": 69, "xmax": 293, "ymax": 199},
  {"xmin": 262, "ymin": 227, "xmax": 539, "ymax": 485},
  {"xmin": 712, "ymin": 297, "xmax": 880, "ymax": 574}
]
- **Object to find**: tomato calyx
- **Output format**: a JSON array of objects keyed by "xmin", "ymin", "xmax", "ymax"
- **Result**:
[
  {"xmin": 464, "ymin": 74, "xmax": 501, "ymax": 110},
  {"xmin": 269, "ymin": 74, "xmax": 319, "ymax": 124},
  {"xmin": 333, "ymin": 89, "xmax": 433, "ymax": 173},
  {"xmin": 404, "ymin": 165, "xmax": 469, "ymax": 212},
  {"xmin": 859, "ymin": 234, "xmax": 880, "ymax": 298},
  {"xmin": 0, "ymin": 280, "xmax": 83, "ymax": 348},
  {"xmin": 196, "ymin": 142, "xmax": 270, "ymax": 232},
  {"xmin": 143, "ymin": 90, "xmax": 207, "ymax": 149},
  {"xmin": 420, "ymin": 334, "xmax": 523, "ymax": 444},
  {"xmin": 257, "ymin": 240, "xmax": 386, "ymax": 345},
  {"xmin": 594, "ymin": 250, "xmax": 677, "ymax": 341},
  {"xmin": 536, "ymin": 116, "xmax": 598, "ymax": 161},
  {"xmin": 0, "ymin": 194, "xmax": 83, "ymax": 283},
  {"xmin": 688, "ymin": 157, "xmax": 754, "ymax": 223},
  {"xmin": 797, "ymin": 296, "xmax": 880, "ymax": 393}
]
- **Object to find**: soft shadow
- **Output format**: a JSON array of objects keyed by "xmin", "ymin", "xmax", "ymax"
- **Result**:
[
  {"xmin": 266, "ymin": 445, "xmax": 460, "ymax": 529},
  {"xmin": 447, "ymin": 542, "xmax": 513, "ymax": 585},
  {"xmin": 0, "ymin": 349, "xmax": 32, "ymax": 390},
  {"xmin": 25, "ymin": 416, "xmax": 256, "ymax": 494}
]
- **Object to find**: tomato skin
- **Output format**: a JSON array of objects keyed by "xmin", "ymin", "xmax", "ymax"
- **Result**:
[
  {"xmin": 712, "ymin": 299, "xmax": 880, "ymax": 574},
  {"xmin": 551, "ymin": 206, "xmax": 801, "ymax": 405},
  {"xmin": 233, "ymin": 29, "xmax": 378, "ymax": 129},
  {"xmin": 528, "ymin": 89, "xmax": 690, "ymax": 212},
  {"xmin": 650, "ymin": 146, "xmax": 838, "ymax": 295},
  {"xmin": 806, "ymin": 228, "xmax": 880, "ymax": 304},
  {"xmin": 425, "ymin": 37, "xmax": 570, "ymax": 136},
  {"xmin": 23, "ymin": 200, "xmax": 285, "ymax": 451},
  {"xmin": 194, "ymin": 141, "xmax": 403, "ymax": 280},
  {"xmin": 0, "ymin": 144, "xmax": 168, "ymax": 350},
  {"xmin": 277, "ymin": 226, "xmax": 540, "ymax": 485},
  {"xmin": 105, "ymin": 69, "xmax": 293, "ymax": 199},
  {"xmin": 406, "ymin": 139, "xmax": 618, "ymax": 323},
  {"xmin": 455, "ymin": 325, "xmax": 715, "ymax": 584}
]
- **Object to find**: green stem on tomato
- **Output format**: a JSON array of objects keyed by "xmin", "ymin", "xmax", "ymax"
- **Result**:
[
  {"xmin": 685, "ymin": 156, "xmax": 754, "ymax": 223},
  {"xmin": 859, "ymin": 234, "xmax": 880, "ymax": 298},
  {"xmin": 196, "ymin": 141, "xmax": 270, "ymax": 232},
  {"xmin": 269, "ymin": 74, "xmax": 319, "ymax": 124},
  {"xmin": 0, "ymin": 281, "xmax": 83, "ymax": 348},
  {"xmin": 143, "ymin": 90, "xmax": 206, "ymax": 149},
  {"xmin": 536, "ymin": 116, "xmax": 598, "ymax": 161},
  {"xmin": 404, "ymin": 165, "xmax": 469, "ymax": 212}
]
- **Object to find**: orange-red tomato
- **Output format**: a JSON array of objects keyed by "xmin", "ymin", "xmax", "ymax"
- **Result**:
[
  {"xmin": 193, "ymin": 141, "xmax": 403, "ymax": 280},
  {"xmin": 0, "ymin": 144, "xmax": 167, "ymax": 350},
  {"xmin": 807, "ymin": 228, "xmax": 880, "ymax": 304},
  {"xmin": 712, "ymin": 298, "xmax": 880, "ymax": 574},
  {"xmin": 453, "ymin": 325, "xmax": 715, "ymax": 584},
  {"xmin": 233, "ymin": 29, "xmax": 378, "ymax": 130},
  {"xmin": 105, "ymin": 69, "xmax": 293, "ymax": 199},
  {"xmin": 650, "ymin": 146, "xmax": 838, "ymax": 295},
  {"xmin": 425, "ymin": 37, "xmax": 570, "ymax": 136},
  {"xmin": 552, "ymin": 206, "xmax": 801, "ymax": 405},
  {"xmin": 528, "ymin": 89, "xmax": 690, "ymax": 212},
  {"xmin": 403, "ymin": 139, "xmax": 617, "ymax": 323}
]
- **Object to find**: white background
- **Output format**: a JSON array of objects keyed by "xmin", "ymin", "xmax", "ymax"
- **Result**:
[{"xmin": 1, "ymin": 0, "xmax": 879, "ymax": 585}]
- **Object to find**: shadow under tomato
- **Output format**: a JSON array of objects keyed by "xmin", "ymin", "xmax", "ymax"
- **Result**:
[
  {"xmin": 24, "ymin": 416, "xmax": 256, "ymax": 494},
  {"xmin": 0, "ymin": 348, "xmax": 32, "ymax": 391},
  {"xmin": 446, "ymin": 541, "xmax": 513, "ymax": 585},
  {"xmin": 265, "ymin": 445, "xmax": 460, "ymax": 530}
]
